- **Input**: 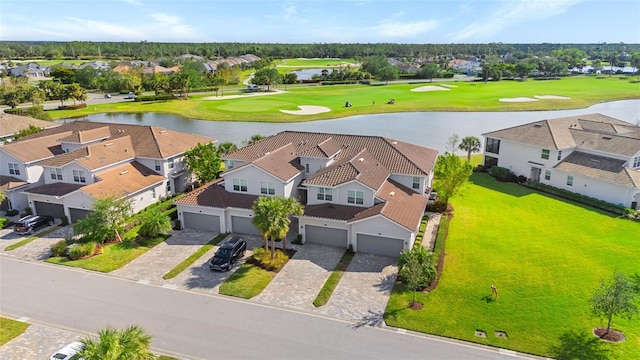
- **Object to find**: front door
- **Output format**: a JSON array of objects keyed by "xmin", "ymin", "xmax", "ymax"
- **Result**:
[{"xmin": 530, "ymin": 167, "xmax": 541, "ymax": 182}]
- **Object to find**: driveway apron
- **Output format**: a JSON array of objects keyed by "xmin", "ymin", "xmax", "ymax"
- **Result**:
[
  {"xmin": 314, "ymin": 253, "xmax": 397, "ymax": 326},
  {"xmin": 0, "ymin": 224, "xmax": 73, "ymax": 261},
  {"xmin": 251, "ymin": 244, "xmax": 344, "ymax": 311},
  {"xmin": 110, "ymin": 229, "xmax": 217, "ymax": 282},
  {"xmin": 0, "ymin": 323, "xmax": 81, "ymax": 360}
]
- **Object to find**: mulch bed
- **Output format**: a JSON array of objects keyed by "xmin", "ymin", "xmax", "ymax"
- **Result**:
[
  {"xmin": 408, "ymin": 301, "xmax": 424, "ymax": 310},
  {"xmin": 593, "ymin": 328, "xmax": 626, "ymax": 342},
  {"xmin": 422, "ymin": 210, "xmax": 453, "ymax": 293}
]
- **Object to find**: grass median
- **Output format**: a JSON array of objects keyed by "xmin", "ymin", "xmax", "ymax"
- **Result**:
[
  {"xmin": 162, "ymin": 233, "xmax": 228, "ymax": 280},
  {"xmin": 313, "ymin": 250, "xmax": 354, "ymax": 307},
  {"xmin": 0, "ymin": 317, "xmax": 29, "ymax": 345},
  {"xmin": 218, "ymin": 263, "xmax": 275, "ymax": 299},
  {"xmin": 385, "ymin": 173, "xmax": 640, "ymax": 359}
]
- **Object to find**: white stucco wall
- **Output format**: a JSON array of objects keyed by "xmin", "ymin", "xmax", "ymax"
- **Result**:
[
  {"xmin": 547, "ymin": 169, "xmax": 636, "ymax": 207},
  {"xmin": 224, "ymin": 166, "xmax": 286, "ymax": 196},
  {"xmin": 299, "ymin": 156, "xmax": 333, "ymax": 178},
  {"xmin": 388, "ymin": 174, "xmax": 424, "ymax": 193}
]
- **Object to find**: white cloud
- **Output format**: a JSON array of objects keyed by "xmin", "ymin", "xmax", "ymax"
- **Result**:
[
  {"xmin": 283, "ymin": 3, "xmax": 297, "ymax": 19},
  {"xmin": 151, "ymin": 13, "xmax": 181, "ymax": 25},
  {"xmin": 374, "ymin": 20, "xmax": 439, "ymax": 38},
  {"xmin": 116, "ymin": 0, "xmax": 143, "ymax": 6},
  {"xmin": 451, "ymin": 0, "xmax": 583, "ymax": 41}
]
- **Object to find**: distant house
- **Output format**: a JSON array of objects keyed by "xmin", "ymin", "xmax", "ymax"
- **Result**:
[
  {"xmin": 177, "ymin": 54, "xmax": 204, "ymax": 61},
  {"xmin": 483, "ymin": 114, "xmax": 640, "ymax": 209},
  {"xmin": 8, "ymin": 63, "xmax": 49, "ymax": 77},
  {"xmin": 174, "ymin": 131, "xmax": 438, "ymax": 258},
  {"xmin": 78, "ymin": 61, "xmax": 111, "ymax": 71},
  {"xmin": 0, "ymin": 113, "xmax": 58, "ymax": 144}
]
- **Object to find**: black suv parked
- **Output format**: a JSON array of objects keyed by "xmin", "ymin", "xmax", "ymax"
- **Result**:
[
  {"xmin": 13, "ymin": 215, "xmax": 55, "ymax": 235},
  {"xmin": 209, "ymin": 236, "xmax": 247, "ymax": 271}
]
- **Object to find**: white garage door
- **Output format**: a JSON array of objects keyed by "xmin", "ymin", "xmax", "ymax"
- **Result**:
[
  {"xmin": 357, "ymin": 234, "xmax": 404, "ymax": 258},
  {"xmin": 231, "ymin": 216, "xmax": 261, "ymax": 235},
  {"xmin": 305, "ymin": 225, "xmax": 347, "ymax": 248},
  {"xmin": 183, "ymin": 212, "xmax": 220, "ymax": 232}
]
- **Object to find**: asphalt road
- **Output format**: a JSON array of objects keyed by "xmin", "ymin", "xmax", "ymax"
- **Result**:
[{"xmin": 0, "ymin": 258, "xmax": 525, "ymax": 360}]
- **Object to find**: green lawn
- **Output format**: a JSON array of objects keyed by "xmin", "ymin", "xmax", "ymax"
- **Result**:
[
  {"xmin": 0, "ymin": 317, "xmax": 29, "ymax": 345},
  {"xmin": 313, "ymin": 250, "xmax": 354, "ymax": 307},
  {"xmin": 385, "ymin": 173, "xmax": 639, "ymax": 359},
  {"xmin": 49, "ymin": 76, "xmax": 640, "ymax": 122},
  {"xmin": 46, "ymin": 240, "xmax": 149, "ymax": 272},
  {"xmin": 163, "ymin": 233, "xmax": 228, "ymax": 280},
  {"xmin": 218, "ymin": 263, "xmax": 275, "ymax": 299}
]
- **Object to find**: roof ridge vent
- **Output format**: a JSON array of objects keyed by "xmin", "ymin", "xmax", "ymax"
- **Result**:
[
  {"xmin": 602, "ymin": 135, "xmax": 613, "ymax": 140},
  {"xmin": 358, "ymin": 157, "xmax": 364, "ymax": 162},
  {"xmin": 533, "ymin": 123, "xmax": 543, "ymax": 128},
  {"xmin": 159, "ymin": 129, "xmax": 167, "ymax": 134},
  {"xmin": 104, "ymin": 143, "xmax": 113, "ymax": 147},
  {"xmin": 119, "ymin": 170, "xmax": 129, "ymax": 175}
]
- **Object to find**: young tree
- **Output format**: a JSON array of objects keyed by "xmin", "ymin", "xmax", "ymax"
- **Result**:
[
  {"xmin": 433, "ymin": 152, "xmax": 473, "ymax": 205},
  {"xmin": 78, "ymin": 325, "xmax": 154, "ymax": 360},
  {"xmin": 27, "ymin": 87, "xmax": 45, "ymax": 106},
  {"xmin": 183, "ymin": 142, "xmax": 222, "ymax": 184},
  {"xmin": 138, "ymin": 207, "xmax": 172, "ymax": 238},
  {"xmin": 217, "ymin": 141, "xmax": 238, "ymax": 155},
  {"xmin": 400, "ymin": 250, "xmax": 424, "ymax": 308},
  {"xmin": 458, "ymin": 136, "xmax": 481, "ymax": 161},
  {"xmin": 591, "ymin": 272, "xmax": 639, "ymax": 337},
  {"xmin": 445, "ymin": 134, "xmax": 460, "ymax": 153},
  {"xmin": 252, "ymin": 67, "xmax": 281, "ymax": 91},
  {"xmin": 419, "ymin": 63, "xmax": 440, "ymax": 82},
  {"xmin": 73, "ymin": 197, "xmax": 132, "ymax": 243},
  {"xmin": 398, "ymin": 246, "xmax": 437, "ymax": 295},
  {"xmin": 377, "ymin": 66, "xmax": 398, "ymax": 84}
]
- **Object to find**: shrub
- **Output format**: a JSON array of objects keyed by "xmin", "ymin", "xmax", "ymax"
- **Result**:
[
  {"xmin": 490, "ymin": 166, "xmax": 511, "ymax": 181},
  {"xmin": 68, "ymin": 241, "xmax": 97, "ymax": 260},
  {"xmin": 425, "ymin": 200, "xmax": 447, "ymax": 213},
  {"xmin": 60, "ymin": 215, "xmax": 69, "ymax": 226},
  {"xmin": 442, "ymin": 71, "xmax": 455, "ymax": 78},
  {"xmin": 0, "ymin": 217, "xmax": 8, "ymax": 228},
  {"xmin": 173, "ymin": 219, "xmax": 181, "ymax": 230},
  {"xmin": 57, "ymin": 103, "xmax": 87, "ymax": 110},
  {"xmin": 525, "ymin": 181, "xmax": 627, "ymax": 215},
  {"xmin": 134, "ymin": 94, "xmax": 176, "ymax": 102},
  {"xmin": 252, "ymin": 247, "xmax": 289, "ymax": 271},
  {"xmin": 51, "ymin": 240, "xmax": 68, "ymax": 257},
  {"xmin": 24, "ymin": 207, "xmax": 33, "ymax": 215},
  {"xmin": 292, "ymin": 234, "xmax": 303, "ymax": 245},
  {"xmin": 6, "ymin": 209, "xmax": 19, "ymax": 216}
]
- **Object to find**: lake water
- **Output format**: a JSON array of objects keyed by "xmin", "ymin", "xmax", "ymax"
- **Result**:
[
  {"xmin": 58, "ymin": 100, "xmax": 640, "ymax": 153},
  {"xmin": 289, "ymin": 68, "xmax": 325, "ymax": 80}
]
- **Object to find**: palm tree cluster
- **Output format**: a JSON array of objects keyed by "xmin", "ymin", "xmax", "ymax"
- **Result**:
[
  {"xmin": 78, "ymin": 325, "xmax": 154, "ymax": 360},
  {"xmin": 251, "ymin": 196, "xmax": 304, "ymax": 259}
]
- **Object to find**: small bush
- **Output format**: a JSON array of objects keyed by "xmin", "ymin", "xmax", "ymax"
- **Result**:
[
  {"xmin": 252, "ymin": 247, "xmax": 289, "ymax": 271},
  {"xmin": 173, "ymin": 219, "xmax": 181, "ymax": 230},
  {"xmin": 292, "ymin": 234, "xmax": 303, "ymax": 245},
  {"xmin": 57, "ymin": 103, "xmax": 87, "ymax": 110},
  {"xmin": 60, "ymin": 215, "xmax": 69, "ymax": 226},
  {"xmin": 68, "ymin": 241, "xmax": 97, "ymax": 260},
  {"xmin": 525, "ymin": 181, "xmax": 627, "ymax": 215},
  {"xmin": 425, "ymin": 200, "xmax": 447, "ymax": 213},
  {"xmin": 490, "ymin": 166, "xmax": 511, "ymax": 181},
  {"xmin": 0, "ymin": 217, "xmax": 8, "ymax": 228},
  {"xmin": 442, "ymin": 71, "xmax": 455, "ymax": 78},
  {"xmin": 51, "ymin": 240, "xmax": 68, "ymax": 257},
  {"xmin": 6, "ymin": 209, "xmax": 19, "ymax": 216}
]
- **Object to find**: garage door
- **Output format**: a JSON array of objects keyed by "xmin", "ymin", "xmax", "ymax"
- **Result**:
[
  {"xmin": 231, "ymin": 216, "xmax": 261, "ymax": 236},
  {"xmin": 183, "ymin": 212, "xmax": 220, "ymax": 232},
  {"xmin": 34, "ymin": 201, "xmax": 65, "ymax": 219},
  {"xmin": 69, "ymin": 208, "xmax": 91, "ymax": 224},
  {"xmin": 305, "ymin": 225, "xmax": 347, "ymax": 248},
  {"xmin": 357, "ymin": 234, "xmax": 404, "ymax": 258}
]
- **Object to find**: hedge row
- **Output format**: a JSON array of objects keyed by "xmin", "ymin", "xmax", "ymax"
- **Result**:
[
  {"xmin": 525, "ymin": 181, "xmax": 627, "ymax": 215},
  {"xmin": 134, "ymin": 94, "xmax": 176, "ymax": 102}
]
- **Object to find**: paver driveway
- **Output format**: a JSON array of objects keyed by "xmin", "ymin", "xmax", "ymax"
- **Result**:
[{"xmin": 0, "ymin": 223, "xmax": 73, "ymax": 261}]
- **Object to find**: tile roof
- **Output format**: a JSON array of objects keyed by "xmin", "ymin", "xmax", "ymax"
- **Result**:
[
  {"xmin": 554, "ymin": 151, "xmax": 640, "ymax": 188},
  {"xmin": 0, "ymin": 175, "xmax": 28, "ymax": 191},
  {"xmin": 173, "ymin": 181, "xmax": 258, "ymax": 209},
  {"xmin": 1, "ymin": 131, "xmax": 70, "ymax": 163},
  {"xmin": 38, "ymin": 136, "xmax": 135, "ymax": 170},
  {"xmin": 81, "ymin": 161, "xmax": 165, "ymax": 199},
  {"xmin": 251, "ymin": 143, "xmax": 304, "ymax": 181},
  {"xmin": 372, "ymin": 179, "xmax": 428, "ymax": 231},
  {"xmin": 22, "ymin": 182, "xmax": 84, "ymax": 197},
  {"xmin": 304, "ymin": 202, "xmax": 378, "ymax": 221},
  {"xmin": 483, "ymin": 113, "xmax": 640, "ymax": 151},
  {"xmin": 0, "ymin": 113, "xmax": 58, "ymax": 137},
  {"xmin": 302, "ymin": 149, "xmax": 390, "ymax": 189},
  {"xmin": 57, "ymin": 126, "xmax": 111, "ymax": 144},
  {"xmin": 15, "ymin": 121, "xmax": 214, "ymax": 160}
]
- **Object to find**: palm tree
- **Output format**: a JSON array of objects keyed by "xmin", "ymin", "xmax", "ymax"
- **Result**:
[
  {"xmin": 78, "ymin": 325, "xmax": 154, "ymax": 360},
  {"xmin": 139, "ymin": 207, "xmax": 172, "ymax": 238},
  {"xmin": 458, "ymin": 136, "xmax": 481, "ymax": 161},
  {"xmin": 252, "ymin": 196, "xmax": 304, "ymax": 258}
]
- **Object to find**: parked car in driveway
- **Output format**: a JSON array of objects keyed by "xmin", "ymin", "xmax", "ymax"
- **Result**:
[
  {"xmin": 49, "ymin": 341, "xmax": 83, "ymax": 360},
  {"xmin": 210, "ymin": 236, "xmax": 247, "ymax": 271},
  {"xmin": 13, "ymin": 215, "xmax": 54, "ymax": 235}
]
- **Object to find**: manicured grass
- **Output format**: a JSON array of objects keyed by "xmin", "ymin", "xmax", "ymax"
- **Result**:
[
  {"xmin": 48, "ymin": 76, "xmax": 640, "ymax": 122},
  {"xmin": 162, "ymin": 233, "xmax": 228, "ymax": 280},
  {"xmin": 0, "ymin": 317, "xmax": 29, "ymax": 345},
  {"xmin": 385, "ymin": 173, "xmax": 640, "ymax": 359},
  {"xmin": 46, "ymin": 240, "xmax": 149, "ymax": 272},
  {"xmin": 4, "ymin": 225, "xmax": 62, "ymax": 251},
  {"xmin": 313, "ymin": 250, "xmax": 354, "ymax": 307},
  {"xmin": 218, "ymin": 263, "xmax": 275, "ymax": 299}
]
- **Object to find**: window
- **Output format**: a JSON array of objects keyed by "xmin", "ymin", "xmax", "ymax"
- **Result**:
[
  {"xmin": 305, "ymin": 163, "xmax": 310, "ymax": 174},
  {"xmin": 233, "ymin": 178, "xmax": 247, "ymax": 192},
  {"xmin": 541, "ymin": 149, "xmax": 550, "ymax": 160},
  {"xmin": 166, "ymin": 181, "xmax": 171, "ymax": 192},
  {"xmin": 347, "ymin": 190, "xmax": 364, "ymax": 205},
  {"xmin": 544, "ymin": 170, "xmax": 551, "ymax": 181},
  {"xmin": 484, "ymin": 156, "xmax": 498, "ymax": 169},
  {"xmin": 50, "ymin": 168, "xmax": 63, "ymax": 181},
  {"xmin": 168, "ymin": 157, "xmax": 175, "ymax": 169},
  {"xmin": 317, "ymin": 187, "xmax": 333, "ymax": 201},
  {"xmin": 567, "ymin": 175, "xmax": 574, "ymax": 186},
  {"xmin": 485, "ymin": 138, "xmax": 500, "ymax": 154},
  {"xmin": 8, "ymin": 163, "xmax": 20, "ymax": 176},
  {"xmin": 412, "ymin": 176, "xmax": 421, "ymax": 190},
  {"xmin": 633, "ymin": 156, "xmax": 640, "ymax": 168},
  {"xmin": 155, "ymin": 160, "xmax": 162, "ymax": 171},
  {"xmin": 260, "ymin": 181, "xmax": 275, "ymax": 195},
  {"xmin": 151, "ymin": 188, "xmax": 156, "ymax": 198},
  {"xmin": 557, "ymin": 151, "xmax": 563, "ymax": 161},
  {"xmin": 73, "ymin": 170, "xmax": 86, "ymax": 183}
]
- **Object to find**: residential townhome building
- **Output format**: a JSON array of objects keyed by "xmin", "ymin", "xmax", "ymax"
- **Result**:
[
  {"xmin": 0, "ymin": 121, "xmax": 213, "ymax": 222},
  {"xmin": 175, "ymin": 131, "xmax": 438, "ymax": 257},
  {"xmin": 483, "ymin": 113, "xmax": 640, "ymax": 209}
]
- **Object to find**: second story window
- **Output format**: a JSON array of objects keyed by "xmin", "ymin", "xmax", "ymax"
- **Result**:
[
  {"xmin": 485, "ymin": 138, "xmax": 500, "ymax": 154},
  {"xmin": 557, "ymin": 151, "xmax": 563, "ymax": 161},
  {"xmin": 541, "ymin": 149, "xmax": 550, "ymax": 160},
  {"xmin": 50, "ymin": 168, "xmax": 63, "ymax": 181},
  {"xmin": 305, "ymin": 163, "xmax": 310, "ymax": 174},
  {"xmin": 260, "ymin": 181, "xmax": 275, "ymax": 195},
  {"xmin": 73, "ymin": 170, "xmax": 86, "ymax": 183},
  {"xmin": 412, "ymin": 176, "xmax": 420, "ymax": 190},
  {"xmin": 633, "ymin": 156, "xmax": 640, "ymax": 168},
  {"xmin": 347, "ymin": 190, "xmax": 364, "ymax": 205},
  {"xmin": 8, "ymin": 163, "xmax": 20, "ymax": 176},
  {"xmin": 168, "ymin": 157, "xmax": 178, "ymax": 169},
  {"xmin": 233, "ymin": 178, "xmax": 247, "ymax": 192},
  {"xmin": 317, "ymin": 187, "xmax": 333, "ymax": 201},
  {"xmin": 155, "ymin": 160, "xmax": 162, "ymax": 171}
]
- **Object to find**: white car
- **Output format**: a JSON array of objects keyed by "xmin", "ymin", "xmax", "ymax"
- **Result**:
[{"xmin": 50, "ymin": 341, "xmax": 83, "ymax": 360}]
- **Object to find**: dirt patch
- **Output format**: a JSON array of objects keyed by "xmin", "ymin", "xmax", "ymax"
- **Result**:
[
  {"xmin": 410, "ymin": 85, "xmax": 451, "ymax": 92},
  {"xmin": 594, "ymin": 328, "xmax": 626, "ymax": 342},
  {"xmin": 280, "ymin": 105, "xmax": 331, "ymax": 115},
  {"xmin": 408, "ymin": 301, "xmax": 424, "ymax": 310}
]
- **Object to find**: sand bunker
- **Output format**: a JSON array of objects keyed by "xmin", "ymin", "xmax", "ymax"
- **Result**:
[
  {"xmin": 439, "ymin": 84, "xmax": 458, "ymax": 88},
  {"xmin": 411, "ymin": 85, "xmax": 451, "ymax": 92},
  {"xmin": 534, "ymin": 95, "xmax": 572, "ymax": 100},
  {"xmin": 280, "ymin": 105, "xmax": 332, "ymax": 115},
  {"xmin": 499, "ymin": 97, "xmax": 540, "ymax": 102}
]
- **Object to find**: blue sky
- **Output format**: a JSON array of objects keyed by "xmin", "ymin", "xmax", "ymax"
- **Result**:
[{"xmin": 1, "ymin": 0, "xmax": 638, "ymax": 43}]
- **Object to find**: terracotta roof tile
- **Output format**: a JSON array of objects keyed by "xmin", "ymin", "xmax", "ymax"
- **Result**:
[
  {"xmin": 1, "ymin": 131, "xmax": 70, "ymax": 163},
  {"xmin": 0, "ymin": 113, "xmax": 58, "ymax": 137},
  {"xmin": 303, "ymin": 203, "xmax": 376, "ymax": 221},
  {"xmin": 81, "ymin": 162, "xmax": 165, "ymax": 199},
  {"xmin": 174, "ymin": 182, "xmax": 258, "ymax": 209},
  {"xmin": 57, "ymin": 126, "xmax": 111, "ymax": 144},
  {"xmin": 252, "ymin": 144, "xmax": 304, "ymax": 181},
  {"xmin": 38, "ymin": 136, "xmax": 135, "ymax": 170},
  {"xmin": 374, "ymin": 179, "xmax": 428, "ymax": 231}
]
